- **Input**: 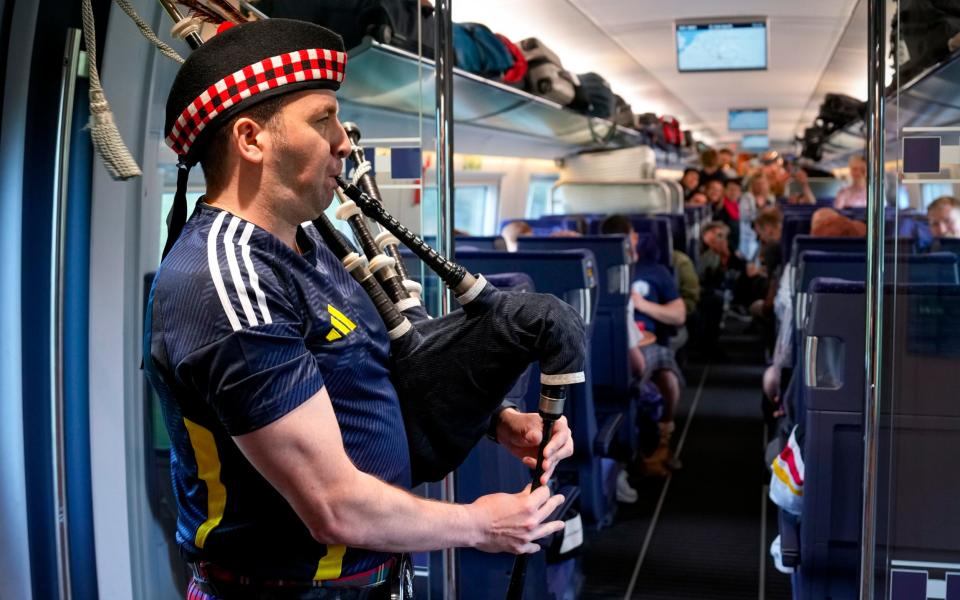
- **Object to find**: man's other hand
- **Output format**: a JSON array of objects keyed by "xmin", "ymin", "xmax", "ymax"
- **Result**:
[
  {"xmin": 469, "ymin": 484, "xmax": 566, "ymax": 554},
  {"xmin": 496, "ymin": 409, "xmax": 574, "ymax": 486}
]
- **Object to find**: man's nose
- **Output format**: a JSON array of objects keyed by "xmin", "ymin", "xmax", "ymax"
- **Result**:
[{"xmin": 332, "ymin": 121, "xmax": 351, "ymax": 159}]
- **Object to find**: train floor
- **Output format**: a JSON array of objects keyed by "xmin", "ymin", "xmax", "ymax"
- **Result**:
[{"xmin": 580, "ymin": 331, "xmax": 793, "ymax": 600}]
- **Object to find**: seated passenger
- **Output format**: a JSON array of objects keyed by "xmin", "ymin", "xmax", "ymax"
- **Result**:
[
  {"xmin": 833, "ymin": 155, "xmax": 868, "ymax": 209},
  {"xmin": 718, "ymin": 147, "xmax": 739, "ymax": 180},
  {"xmin": 601, "ymin": 216, "xmax": 686, "ymax": 477},
  {"xmin": 750, "ymin": 208, "xmax": 785, "ymax": 353},
  {"xmin": 698, "ymin": 148, "xmax": 728, "ymax": 188},
  {"xmin": 686, "ymin": 190, "xmax": 708, "ymax": 207},
  {"xmin": 927, "ymin": 195, "xmax": 960, "ymax": 239},
  {"xmin": 763, "ymin": 207, "xmax": 866, "ymax": 409},
  {"xmin": 785, "ymin": 166, "xmax": 816, "ymax": 205},
  {"xmin": 706, "ymin": 180, "xmax": 740, "ymax": 256},
  {"xmin": 501, "ymin": 220, "xmax": 532, "ymax": 252},
  {"xmin": 680, "ymin": 167, "xmax": 700, "ymax": 201}
]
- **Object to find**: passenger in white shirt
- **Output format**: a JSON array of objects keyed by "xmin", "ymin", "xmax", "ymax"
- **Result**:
[
  {"xmin": 739, "ymin": 175, "xmax": 776, "ymax": 259},
  {"xmin": 833, "ymin": 155, "xmax": 867, "ymax": 209}
]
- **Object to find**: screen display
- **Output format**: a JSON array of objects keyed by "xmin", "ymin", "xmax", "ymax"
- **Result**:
[
  {"xmin": 741, "ymin": 134, "xmax": 769, "ymax": 150},
  {"xmin": 676, "ymin": 21, "xmax": 767, "ymax": 72},
  {"xmin": 729, "ymin": 108, "xmax": 768, "ymax": 131}
]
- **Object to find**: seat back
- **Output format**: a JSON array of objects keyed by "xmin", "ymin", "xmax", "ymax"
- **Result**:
[
  {"xmin": 795, "ymin": 280, "xmax": 960, "ymax": 598},
  {"xmin": 456, "ymin": 249, "xmax": 617, "ymax": 527},
  {"xmin": 456, "ymin": 236, "xmax": 507, "ymax": 251}
]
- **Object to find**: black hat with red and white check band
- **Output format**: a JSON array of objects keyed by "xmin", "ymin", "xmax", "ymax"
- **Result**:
[
  {"xmin": 161, "ymin": 18, "xmax": 346, "ymax": 260},
  {"xmin": 165, "ymin": 18, "xmax": 346, "ymax": 165}
]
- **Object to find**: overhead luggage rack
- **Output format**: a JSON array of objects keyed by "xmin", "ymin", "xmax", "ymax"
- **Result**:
[
  {"xmin": 819, "ymin": 49, "xmax": 960, "ymax": 164},
  {"xmin": 338, "ymin": 38, "xmax": 644, "ymax": 156}
]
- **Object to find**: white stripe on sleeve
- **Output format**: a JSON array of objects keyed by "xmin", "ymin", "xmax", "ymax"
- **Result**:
[
  {"xmin": 206, "ymin": 212, "xmax": 242, "ymax": 331},
  {"xmin": 238, "ymin": 222, "xmax": 273, "ymax": 325},
  {"xmin": 223, "ymin": 216, "xmax": 259, "ymax": 327}
]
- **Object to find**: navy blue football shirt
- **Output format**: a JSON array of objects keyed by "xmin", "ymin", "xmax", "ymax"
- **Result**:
[{"xmin": 144, "ymin": 202, "xmax": 411, "ymax": 581}]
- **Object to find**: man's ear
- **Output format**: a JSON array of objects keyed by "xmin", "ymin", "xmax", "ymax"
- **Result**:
[{"xmin": 233, "ymin": 117, "xmax": 264, "ymax": 165}]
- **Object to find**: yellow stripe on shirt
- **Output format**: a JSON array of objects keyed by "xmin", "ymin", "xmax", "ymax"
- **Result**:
[
  {"xmin": 328, "ymin": 305, "xmax": 356, "ymax": 331},
  {"xmin": 772, "ymin": 460, "xmax": 803, "ymax": 497},
  {"xmin": 314, "ymin": 544, "xmax": 347, "ymax": 581},
  {"xmin": 184, "ymin": 418, "xmax": 227, "ymax": 549}
]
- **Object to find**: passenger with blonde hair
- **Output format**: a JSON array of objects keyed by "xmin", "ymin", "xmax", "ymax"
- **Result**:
[{"xmin": 834, "ymin": 155, "xmax": 868, "ymax": 209}]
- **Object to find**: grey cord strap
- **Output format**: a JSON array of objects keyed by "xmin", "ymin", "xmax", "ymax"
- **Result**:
[
  {"xmin": 113, "ymin": 0, "xmax": 185, "ymax": 64},
  {"xmin": 81, "ymin": 0, "xmax": 142, "ymax": 180}
]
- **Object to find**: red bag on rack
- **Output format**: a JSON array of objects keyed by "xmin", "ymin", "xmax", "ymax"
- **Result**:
[
  {"xmin": 497, "ymin": 34, "xmax": 528, "ymax": 84},
  {"xmin": 659, "ymin": 115, "xmax": 682, "ymax": 147}
]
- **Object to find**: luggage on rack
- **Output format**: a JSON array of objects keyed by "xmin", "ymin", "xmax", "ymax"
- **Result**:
[
  {"xmin": 452, "ymin": 22, "xmax": 515, "ymax": 78},
  {"xmin": 519, "ymin": 37, "xmax": 578, "ymax": 105},
  {"xmin": 659, "ymin": 115, "xmax": 682, "ymax": 150},
  {"xmin": 613, "ymin": 94, "xmax": 635, "ymax": 128},
  {"xmin": 569, "ymin": 72, "xmax": 615, "ymax": 119},
  {"xmin": 816, "ymin": 93, "xmax": 865, "ymax": 134},
  {"xmin": 891, "ymin": 0, "xmax": 960, "ymax": 84},
  {"xmin": 496, "ymin": 34, "xmax": 528, "ymax": 85},
  {"xmin": 683, "ymin": 130, "xmax": 695, "ymax": 149},
  {"xmin": 256, "ymin": 0, "xmax": 434, "ymax": 55},
  {"xmin": 634, "ymin": 112, "xmax": 660, "ymax": 145},
  {"xmin": 799, "ymin": 125, "xmax": 826, "ymax": 162}
]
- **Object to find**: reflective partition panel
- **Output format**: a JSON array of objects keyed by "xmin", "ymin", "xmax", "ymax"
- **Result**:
[
  {"xmin": 90, "ymin": 3, "xmax": 440, "ymax": 598},
  {"xmin": 873, "ymin": 0, "xmax": 960, "ymax": 597}
]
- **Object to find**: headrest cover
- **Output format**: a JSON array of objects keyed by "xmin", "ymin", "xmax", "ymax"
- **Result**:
[{"xmin": 164, "ymin": 18, "xmax": 346, "ymax": 165}]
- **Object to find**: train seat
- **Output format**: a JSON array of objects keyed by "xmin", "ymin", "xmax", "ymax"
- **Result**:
[
  {"xmin": 784, "ymin": 279, "xmax": 960, "ymax": 599},
  {"xmin": 656, "ymin": 212, "xmax": 689, "ymax": 261},
  {"xmin": 628, "ymin": 216, "xmax": 673, "ymax": 271},
  {"xmin": 517, "ymin": 235, "xmax": 640, "ymax": 459},
  {"xmin": 457, "ymin": 249, "xmax": 622, "ymax": 528},
  {"xmin": 456, "ymin": 236, "xmax": 507, "ymax": 251},
  {"xmin": 456, "ymin": 271, "xmax": 582, "ymax": 600}
]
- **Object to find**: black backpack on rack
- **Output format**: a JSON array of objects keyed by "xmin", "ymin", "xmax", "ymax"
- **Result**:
[
  {"xmin": 256, "ymin": 0, "xmax": 435, "ymax": 55},
  {"xmin": 518, "ymin": 38, "xmax": 578, "ymax": 105},
  {"xmin": 817, "ymin": 93, "xmax": 865, "ymax": 135},
  {"xmin": 569, "ymin": 72, "xmax": 615, "ymax": 119},
  {"xmin": 891, "ymin": 0, "xmax": 960, "ymax": 84}
]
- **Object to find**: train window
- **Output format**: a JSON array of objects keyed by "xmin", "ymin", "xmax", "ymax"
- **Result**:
[
  {"xmin": 526, "ymin": 175, "xmax": 560, "ymax": 219},
  {"xmin": 158, "ymin": 191, "xmax": 205, "ymax": 260},
  {"xmin": 921, "ymin": 183, "xmax": 956, "ymax": 207},
  {"xmin": 421, "ymin": 184, "xmax": 499, "ymax": 236}
]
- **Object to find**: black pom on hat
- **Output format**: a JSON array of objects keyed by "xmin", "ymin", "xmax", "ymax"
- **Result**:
[{"xmin": 164, "ymin": 18, "xmax": 347, "ymax": 167}]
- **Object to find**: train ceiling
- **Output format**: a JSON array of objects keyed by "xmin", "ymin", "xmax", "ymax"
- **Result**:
[{"xmin": 454, "ymin": 0, "xmax": 870, "ymax": 150}]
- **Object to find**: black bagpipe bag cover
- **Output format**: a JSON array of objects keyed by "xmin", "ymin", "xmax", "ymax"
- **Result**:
[{"xmin": 390, "ymin": 281, "xmax": 586, "ymax": 484}]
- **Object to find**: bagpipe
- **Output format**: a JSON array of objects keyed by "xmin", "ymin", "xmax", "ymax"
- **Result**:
[{"xmin": 154, "ymin": 1, "xmax": 587, "ymax": 485}]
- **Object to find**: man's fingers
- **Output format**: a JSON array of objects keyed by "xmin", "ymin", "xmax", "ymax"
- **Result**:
[
  {"xmin": 529, "ymin": 519, "xmax": 566, "ymax": 543},
  {"xmin": 533, "ymin": 492, "xmax": 565, "ymax": 522}
]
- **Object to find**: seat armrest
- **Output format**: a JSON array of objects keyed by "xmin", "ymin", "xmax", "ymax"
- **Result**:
[
  {"xmin": 778, "ymin": 509, "xmax": 801, "ymax": 567},
  {"xmin": 594, "ymin": 413, "xmax": 624, "ymax": 456}
]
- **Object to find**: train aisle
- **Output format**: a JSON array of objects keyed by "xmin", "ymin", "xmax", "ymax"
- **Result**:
[{"xmin": 581, "ymin": 333, "xmax": 793, "ymax": 599}]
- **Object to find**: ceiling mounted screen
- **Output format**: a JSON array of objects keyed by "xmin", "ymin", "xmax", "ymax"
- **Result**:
[
  {"xmin": 741, "ymin": 134, "xmax": 769, "ymax": 150},
  {"xmin": 676, "ymin": 19, "xmax": 768, "ymax": 72},
  {"xmin": 729, "ymin": 108, "xmax": 768, "ymax": 131}
]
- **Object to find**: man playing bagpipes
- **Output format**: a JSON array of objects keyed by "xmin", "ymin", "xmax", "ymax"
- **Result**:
[{"xmin": 143, "ymin": 16, "xmax": 583, "ymax": 599}]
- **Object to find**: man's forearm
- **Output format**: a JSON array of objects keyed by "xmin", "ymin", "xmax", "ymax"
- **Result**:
[
  {"xmin": 319, "ymin": 470, "xmax": 481, "ymax": 553},
  {"xmin": 638, "ymin": 301, "xmax": 685, "ymax": 326}
]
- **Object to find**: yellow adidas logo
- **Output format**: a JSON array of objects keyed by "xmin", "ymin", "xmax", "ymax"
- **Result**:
[{"xmin": 325, "ymin": 304, "xmax": 357, "ymax": 341}]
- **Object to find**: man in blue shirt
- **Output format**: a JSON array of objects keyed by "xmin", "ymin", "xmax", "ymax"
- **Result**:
[
  {"xmin": 146, "ymin": 19, "xmax": 572, "ymax": 598},
  {"xmin": 601, "ymin": 216, "xmax": 685, "ymax": 477}
]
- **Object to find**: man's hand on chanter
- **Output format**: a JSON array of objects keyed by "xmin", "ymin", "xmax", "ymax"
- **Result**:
[
  {"xmin": 495, "ymin": 408, "xmax": 574, "ymax": 486},
  {"xmin": 469, "ymin": 484, "xmax": 566, "ymax": 554}
]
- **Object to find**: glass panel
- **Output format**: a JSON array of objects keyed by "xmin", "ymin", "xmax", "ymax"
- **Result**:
[
  {"xmin": 111, "ymin": 4, "xmax": 442, "ymax": 599},
  {"xmin": 874, "ymin": 0, "xmax": 960, "ymax": 595}
]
